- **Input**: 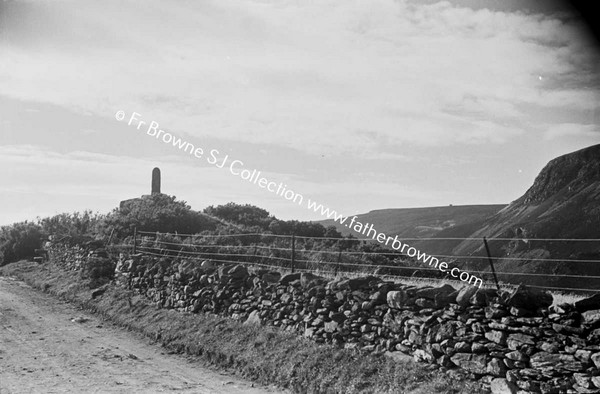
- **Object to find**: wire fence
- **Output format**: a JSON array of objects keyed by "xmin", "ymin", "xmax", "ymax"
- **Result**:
[{"xmin": 124, "ymin": 229, "xmax": 600, "ymax": 294}]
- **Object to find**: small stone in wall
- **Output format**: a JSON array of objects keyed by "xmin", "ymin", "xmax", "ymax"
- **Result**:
[
  {"xmin": 455, "ymin": 286, "xmax": 478, "ymax": 307},
  {"xmin": 485, "ymin": 305, "xmax": 508, "ymax": 319},
  {"xmin": 514, "ymin": 316, "xmax": 542, "ymax": 325},
  {"xmin": 415, "ymin": 298, "xmax": 435, "ymax": 309},
  {"xmin": 538, "ymin": 341, "xmax": 560, "ymax": 353},
  {"xmin": 387, "ymin": 290, "xmax": 408, "ymax": 309},
  {"xmin": 280, "ymin": 273, "xmax": 301, "ymax": 285},
  {"xmin": 244, "ymin": 310, "xmax": 261, "ymax": 325},
  {"xmin": 304, "ymin": 327, "xmax": 315, "ymax": 338},
  {"xmin": 300, "ymin": 272, "xmax": 325, "ymax": 289},
  {"xmin": 488, "ymin": 322, "xmax": 509, "ymax": 330},
  {"xmin": 574, "ymin": 373, "xmax": 594, "ymax": 389},
  {"xmin": 513, "ymin": 325, "xmax": 541, "ymax": 337},
  {"xmin": 437, "ymin": 354, "xmax": 454, "ymax": 368},
  {"xmin": 434, "ymin": 323, "xmax": 455, "ymax": 342},
  {"xmin": 469, "ymin": 288, "xmax": 497, "ymax": 307},
  {"xmin": 591, "ymin": 352, "xmax": 600, "ymax": 369},
  {"xmin": 413, "ymin": 349, "xmax": 434, "ymax": 363},
  {"xmin": 454, "ymin": 341, "xmax": 471, "ymax": 352},
  {"xmin": 506, "ymin": 333, "xmax": 535, "ymax": 350},
  {"xmin": 485, "ymin": 330, "xmax": 507, "ymax": 345},
  {"xmin": 490, "ymin": 378, "xmax": 518, "ymax": 394},
  {"xmin": 516, "ymin": 379, "xmax": 541, "ymax": 393},
  {"xmin": 261, "ymin": 272, "xmax": 281, "ymax": 283},
  {"xmin": 324, "ymin": 321, "xmax": 339, "ymax": 333},
  {"xmin": 414, "ymin": 284, "xmax": 454, "ymax": 300},
  {"xmin": 383, "ymin": 351, "xmax": 413, "ymax": 364},
  {"xmin": 471, "ymin": 342, "xmax": 486, "ymax": 353},
  {"xmin": 575, "ymin": 294, "xmax": 600, "ymax": 313},
  {"xmin": 553, "ymin": 323, "xmax": 584, "ymax": 335},
  {"xmin": 588, "ymin": 328, "xmax": 600, "ymax": 343},
  {"xmin": 509, "ymin": 306, "xmax": 531, "ymax": 317},
  {"xmin": 504, "ymin": 284, "xmax": 553, "ymax": 310},
  {"xmin": 227, "ymin": 265, "xmax": 249, "ymax": 280},
  {"xmin": 530, "ymin": 352, "xmax": 584, "ymax": 373},
  {"xmin": 344, "ymin": 276, "xmax": 380, "ymax": 291},
  {"xmin": 505, "ymin": 350, "xmax": 528, "ymax": 362},
  {"xmin": 450, "ymin": 353, "xmax": 488, "ymax": 375},
  {"xmin": 486, "ymin": 358, "xmax": 506, "ymax": 377}
]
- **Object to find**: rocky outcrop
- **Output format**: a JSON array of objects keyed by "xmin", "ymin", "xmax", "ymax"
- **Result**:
[
  {"xmin": 520, "ymin": 144, "xmax": 600, "ymax": 205},
  {"xmin": 441, "ymin": 144, "xmax": 600, "ymax": 289}
]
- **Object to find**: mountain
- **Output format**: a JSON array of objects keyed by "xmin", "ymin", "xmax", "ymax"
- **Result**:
[
  {"xmin": 442, "ymin": 144, "xmax": 600, "ymax": 289},
  {"xmin": 320, "ymin": 144, "xmax": 600, "ymax": 290},
  {"xmin": 319, "ymin": 204, "xmax": 506, "ymax": 243}
]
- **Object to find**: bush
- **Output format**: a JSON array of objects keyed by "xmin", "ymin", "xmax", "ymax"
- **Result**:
[
  {"xmin": 268, "ymin": 219, "xmax": 339, "ymax": 238},
  {"xmin": 99, "ymin": 194, "xmax": 217, "ymax": 240},
  {"xmin": 204, "ymin": 202, "xmax": 273, "ymax": 229},
  {"xmin": 81, "ymin": 257, "xmax": 115, "ymax": 288},
  {"xmin": 38, "ymin": 211, "xmax": 104, "ymax": 246},
  {"xmin": 0, "ymin": 221, "xmax": 45, "ymax": 265}
]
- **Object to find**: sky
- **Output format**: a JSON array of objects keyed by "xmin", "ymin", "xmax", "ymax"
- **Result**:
[{"xmin": 1, "ymin": 0, "xmax": 599, "ymax": 226}]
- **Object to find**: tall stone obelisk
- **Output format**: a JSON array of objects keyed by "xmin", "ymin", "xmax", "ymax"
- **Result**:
[{"xmin": 151, "ymin": 167, "xmax": 161, "ymax": 195}]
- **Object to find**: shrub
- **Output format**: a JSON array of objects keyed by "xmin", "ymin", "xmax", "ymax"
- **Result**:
[
  {"xmin": 38, "ymin": 211, "xmax": 104, "ymax": 246},
  {"xmin": 0, "ymin": 221, "xmax": 45, "ymax": 265},
  {"xmin": 98, "ymin": 194, "xmax": 217, "ymax": 240},
  {"xmin": 204, "ymin": 202, "xmax": 273, "ymax": 229},
  {"xmin": 80, "ymin": 256, "xmax": 115, "ymax": 288}
]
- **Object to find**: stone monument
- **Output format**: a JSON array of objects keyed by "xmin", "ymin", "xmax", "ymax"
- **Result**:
[
  {"xmin": 119, "ymin": 167, "xmax": 163, "ymax": 209},
  {"xmin": 151, "ymin": 167, "xmax": 161, "ymax": 195}
]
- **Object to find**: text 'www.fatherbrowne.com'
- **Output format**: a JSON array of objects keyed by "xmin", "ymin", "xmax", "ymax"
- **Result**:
[
  {"xmin": 116, "ymin": 110, "xmax": 483, "ymax": 288},
  {"xmin": 306, "ymin": 200, "xmax": 483, "ymax": 288}
]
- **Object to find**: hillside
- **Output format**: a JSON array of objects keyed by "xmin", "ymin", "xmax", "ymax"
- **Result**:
[
  {"xmin": 443, "ymin": 143, "xmax": 600, "ymax": 288},
  {"xmin": 451, "ymin": 143, "xmax": 600, "ymax": 251},
  {"xmin": 322, "ymin": 144, "xmax": 600, "ymax": 290},
  {"xmin": 319, "ymin": 204, "xmax": 505, "ymax": 246}
]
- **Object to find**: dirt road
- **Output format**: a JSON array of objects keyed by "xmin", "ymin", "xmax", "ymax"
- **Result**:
[{"xmin": 0, "ymin": 276, "xmax": 283, "ymax": 394}]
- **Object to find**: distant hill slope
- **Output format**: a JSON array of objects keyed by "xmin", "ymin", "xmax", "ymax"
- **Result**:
[
  {"xmin": 320, "ymin": 143, "xmax": 600, "ymax": 290},
  {"xmin": 443, "ymin": 143, "xmax": 600, "ymax": 289},
  {"xmin": 319, "ymin": 204, "xmax": 506, "ymax": 241}
]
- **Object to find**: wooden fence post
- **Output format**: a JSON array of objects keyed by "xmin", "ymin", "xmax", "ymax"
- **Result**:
[
  {"xmin": 106, "ymin": 227, "xmax": 115, "ymax": 247},
  {"xmin": 483, "ymin": 237, "xmax": 501, "ymax": 292},
  {"xmin": 336, "ymin": 243, "xmax": 342, "ymax": 276},
  {"xmin": 133, "ymin": 227, "xmax": 137, "ymax": 254},
  {"xmin": 291, "ymin": 233, "xmax": 296, "ymax": 273}
]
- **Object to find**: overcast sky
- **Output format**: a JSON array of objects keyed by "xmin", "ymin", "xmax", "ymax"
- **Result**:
[{"xmin": 1, "ymin": 0, "xmax": 599, "ymax": 225}]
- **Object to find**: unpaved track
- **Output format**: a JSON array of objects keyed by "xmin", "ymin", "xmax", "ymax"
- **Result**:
[{"xmin": 0, "ymin": 277, "xmax": 282, "ymax": 394}]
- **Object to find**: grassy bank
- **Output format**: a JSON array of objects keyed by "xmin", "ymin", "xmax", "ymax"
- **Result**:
[{"xmin": 0, "ymin": 260, "xmax": 482, "ymax": 394}]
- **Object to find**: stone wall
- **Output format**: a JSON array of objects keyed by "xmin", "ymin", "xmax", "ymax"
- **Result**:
[{"xmin": 53, "ymin": 246, "xmax": 600, "ymax": 394}]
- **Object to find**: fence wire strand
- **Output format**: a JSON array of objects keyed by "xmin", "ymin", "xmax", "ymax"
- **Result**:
[{"xmin": 130, "ymin": 230, "xmax": 600, "ymax": 294}]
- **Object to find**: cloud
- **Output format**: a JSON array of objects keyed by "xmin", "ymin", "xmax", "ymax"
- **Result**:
[
  {"xmin": 543, "ymin": 123, "xmax": 600, "ymax": 140},
  {"xmin": 0, "ymin": 143, "xmax": 466, "ymax": 226},
  {"xmin": 1, "ymin": 0, "xmax": 598, "ymax": 157}
]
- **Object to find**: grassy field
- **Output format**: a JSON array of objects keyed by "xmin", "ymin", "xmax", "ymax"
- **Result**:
[{"xmin": 0, "ymin": 259, "xmax": 484, "ymax": 394}]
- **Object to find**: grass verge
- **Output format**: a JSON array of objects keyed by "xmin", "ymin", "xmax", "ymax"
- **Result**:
[{"xmin": 0, "ymin": 260, "xmax": 483, "ymax": 394}]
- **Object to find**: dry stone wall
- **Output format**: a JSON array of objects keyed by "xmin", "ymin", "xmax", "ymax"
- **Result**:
[{"xmin": 52, "ymin": 246, "xmax": 600, "ymax": 394}]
